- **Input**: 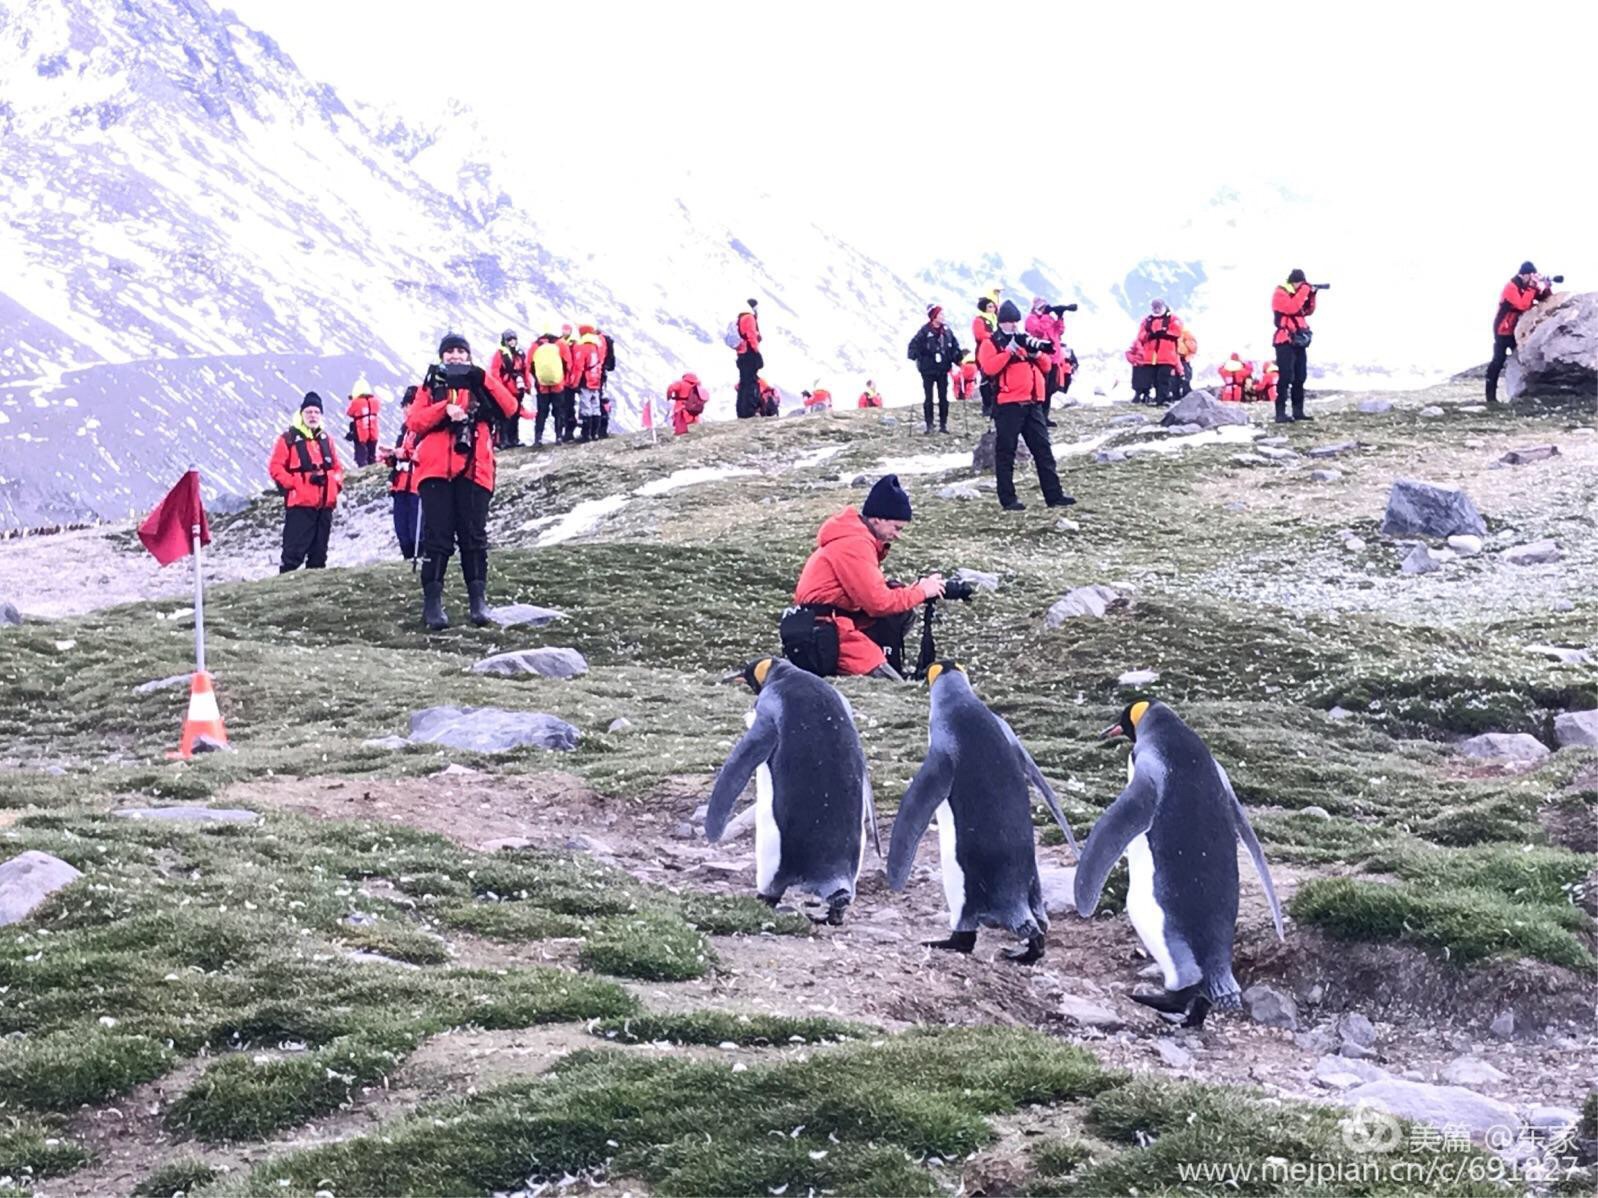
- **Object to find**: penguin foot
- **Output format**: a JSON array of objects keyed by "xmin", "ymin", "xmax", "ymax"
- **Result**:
[
  {"xmin": 1132, "ymin": 983, "xmax": 1203, "ymax": 1015},
  {"xmin": 1181, "ymin": 995, "xmax": 1213, "ymax": 1029},
  {"xmin": 1001, "ymin": 931, "xmax": 1046, "ymax": 965},
  {"xmin": 923, "ymin": 931, "xmax": 978, "ymax": 954},
  {"xmin": 756, "ymin": 893, "xmax": 782, "ymax": 909},
  {"xmin": 812, "ymin": 890, "xmax": 851, "ymax": 927}
]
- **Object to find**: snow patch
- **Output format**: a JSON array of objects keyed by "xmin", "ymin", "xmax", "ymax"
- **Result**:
[
  {"xmin": 535, "ymin": 495, "xmax": 628, "ymax": 546},
  {"xmin": 634, "ymin": 465, "xmax": 757, "ymax": 497}
]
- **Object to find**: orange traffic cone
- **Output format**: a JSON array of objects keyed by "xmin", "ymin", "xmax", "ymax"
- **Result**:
[{"xmin": 173, "ymin": 670, "xmax": 229, "ymax": 758}]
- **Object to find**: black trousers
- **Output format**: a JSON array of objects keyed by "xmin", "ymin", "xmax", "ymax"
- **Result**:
[
  {"xmin": 391, "ymin": 490, "xmax": 420, "ymax": 560},
  {"xmin": 979, "ymin": 377, "xmax": 998, "ymax": 418},
  {"xmin": 920, "ymin": 373, "xmax": 949, "ymax": 429},
  {"xmin": 1485, "ymin": 333, "xmax": 1516, "ymax": 401},
  {"xmin": 534, "ymin": 392, "xmax": 556, "ymax": 442},
  {"xmin": 993, "ymin": 403, "xmax": 1065, "ymax": 506},
  {"xmin": 418, "ymin": 475, "xmax": 492, "ymax": 581},
  {"xmin": 281, "ymin": 506, "xmax": 333, "ymax": 572},
  {"xmin": 864, "ymin": 608, "xmax": 916, "ymax": 675},
  {"xmin": 352, "ymin": 440, "xmax": 377, "ymax": 467},
  {"xmin": 1274, "ymin": 343, "xmax": 1309, "ymax": 413},
  {"xmin": 558, "ymin": 390, "xmax": 577, "ymax": 441},
  {"xmin": 500, "ymin": 398, "xmax": 523, "ymax": 447},
  {"xmin": 735, "ymin": 352, "xmax": 763, "ymax": 418}
]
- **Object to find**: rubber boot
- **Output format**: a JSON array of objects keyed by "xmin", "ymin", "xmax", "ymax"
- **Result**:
[
  {"xmin": 1274, "ymin": 398, "xmax": 1291, "ymax": 424},
  {"xmin": 462, "ymin": 550, "xmax": 492, "ymax": 627},
  {"xmin": 421, "ymin": 556, "xmax": 450, "ymax": 630}
]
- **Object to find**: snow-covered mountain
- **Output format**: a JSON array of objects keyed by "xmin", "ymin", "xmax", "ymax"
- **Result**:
[{"xmin": 0, "ymin": 0, "xmax": 1511, "ymax": 528}]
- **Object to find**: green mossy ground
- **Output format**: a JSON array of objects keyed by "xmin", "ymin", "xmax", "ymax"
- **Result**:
[{"xmin": 1, "ymin": 385, "xmax": 1591, "ymax": 1192}]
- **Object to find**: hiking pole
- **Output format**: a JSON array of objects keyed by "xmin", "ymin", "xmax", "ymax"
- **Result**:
[{"xmin": 411, "ymin": 502, "xmax": 423, "ymax": 573}]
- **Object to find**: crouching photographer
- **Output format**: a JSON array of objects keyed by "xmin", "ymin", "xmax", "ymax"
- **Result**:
[
  {"xmin": 783, "ymin": 476, "xmax": 947, "ymax": 681},
  {"xmin": 407, "ymin": 332, "xmax": 520, "ymax": 631}
]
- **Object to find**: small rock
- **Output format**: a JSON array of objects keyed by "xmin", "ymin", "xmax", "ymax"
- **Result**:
[
  {"xmin": 1339, "ymin": 1040, "xmax": 1381, "ymax": 1061},
  {"xmin": 1298, "ymin": 980, "xmax": 1326, "ymax": 1004},
  {"xmin": 1526, "ymin": 1105, "xmax": 1580, "ymax": 1133},
  {"xmin": 1381, "ymin": 480, "xmax": 1487, "ymax": 539},
  {"xmin": 1223, "ymin": 500, "xmax": 1246, "ymax": 513},
  {"xmin": 1502, "ymin": 540, "xmax": 1562, "ymax": 566},
  {"xmin": 1488, "ymin": 1010, "xmax": 1515, "ymax": 1040},
  {"xmin": 1316, "ymin": 1054, "xmax": 1389, "ymax": 1089},
  {"xmin": 1137, "ymin": 962, "xmax": 1165, "ymax": 980},
  {"xmin": 1357, "ymin": 398, "xmax": 1393, "ymax": 414},
  {"xmin": 953, "ymin": 568, "xmax": 1000, "ymax": 593},
  {"xmin": 721, "ymin": 805, "xmax": 758, "ymax": 841},
  {"xmin": 1463, "ymin": 438, "xmax": 1485, "ymax": 449},
  {"xmin": 1258, "ymin": 436, "xmax": 1291, "ymax": 448},
  {"xmin": 879, "ymin": 416, "xmax": 898, "ymax": 427},
  {"xmin": 437, "ymin": 763, "xmax": 478, "ymax": 776},
  {"xmin": 1446, "ymin": 534, "xmax": 1483, "ymax": 556},
  {"xmin": 471, "ymin": 647, "xmax": 588, "ymax": 679},
  {"xmin": 111, "ymin": 806, "xmax": 259, "ymax": 824},
  {"xmin": 1094, "ymin": 449, "xmax": 1127, "ymax": 464},
  {"xmin": 0, "ymin": 851, "xmax": 83, "ymax": 926},
  {"xmin": 670, "ymin": 822, "xmax": 696, "ymax": 840},
  {"xmin": 1553, "ymin": 710, "xmax": 1598, "ymax": 748},
  {"xmin": 1524, "ymin": 644, "xmax": 1591, "ymax": 666},
  {"xmin": 1036, "ymin": 865, "xmax": 1076, "ymax": 917},
  {"xmin": 1106, "ymin": 413, "xmax": 1147, "ymax": 426},
  {"xmin": 1294, "ymin": 1028, "xmax": 1337, "ymax": 1054},
  {"xmin": 479, "ymin": 836, "xmax": 536, "ymax": 851},
  {"xmin": 363, "ymin": 735, "xmax": 411, "ymax": 751},
  {"xmin": 850, "ymin": 474, "xmax": 870, "ymax": 487},
  {"xmin": 1457, "ymin": 733, "xmax": 1550, "ymax": 765},
  {"xmin": 1160, "ymin": 392, "xmax": 1249, "ymax": 430},
  {"xmin": 1153, "ymin": 1039, "xmax": 1194, "ymax": 1069},
  {"xmin": 1553, "ymin": 598, "xmax": 1574, "ymax": 612},
  {"xmin": 1342, "ymin": 537, "xmax": 1366, "ymax": 552},
  {"xmin": 134, "ymin": 673, "xmax": 191, "ymax": 695},
  {"xmin": 1045, "ymin": 585, "xmax": 1124, "ymax": 626},
  {"xmin": 1342, "ymin": 1079, "xmax": 1519, "ymax": 1143},
  {"xmin": 0, "ymin": 601, "xmax": 20, "ymax": 627},
  {"xmin": 1307, "ymin": 440, "xmax": 1358, "ymax": 458},
  {"xmin": 1326, "ymin": 707, "xmax": 1352, "ymax": 721},
  {"xmin": 1440, "ymin": 1056, "xmax": 1508, "ymax": 1087},
  {"xmin": 935, "ymin": 484, "xmax": 982, "ymax": 501},
  {"xmin": 1419, "ymin": 405, "xmax": 1445, "ymax": 417},
  {"xmin": 1255, "ymin": 445, "xmax": 1298, "ymax": 462},
  {"xmin": 342, "ymin": 912, "xmax": 379, "ymax": 927},
  {"xmin": 564, "ymin": 834, "xmax": 615, "ymax": 855},
  {"xmin": 1243, "ymin": 983, "xmax": 1298, "ymax": 1030},
  {"xmin": 343, "ymin": 950, "xmax": 419, "ymax": 970},
  {"xmin": 1059, "ymin": 995, "xmax": 1123, "ymax": 1029},
  {"xmin": 607, "ymin": 717, "xmax": 635, "ymax": 733},
  {"xmin": 191, "ymin": 735, "xmax": 230, "ymax": 754},
  {"xmin": 1055, "ymin": 518, "xmax": 1080, "ymax": 532},
  {"xmin": 1118, "ymin": 669, "xmax": 1160, "ymax": 687},
  {"xmin": 408, "ymin": 705, "xmax": 581, "ymax": 753},
  {"xmin": 486, "ymin": 604, "xmax": 566, "ymax": 628},
  {"xmin": 1338, "ymin": 1012, "xmax": 1376, "ymax": 1048},
  {"xmin": 1300, "ymin": 806, "xmax": 1333, "ymax": 821},
  {"xmin": 1310, "ymin": 469, "xmax": 1343, "ymax": 483},
  {"xmin": 1400, "ymin": 545, "xmax": 1444, "ymax": 575},
  {"xmin": 1499, "ymin": 445, "xmax": 1559, "ymax": 465}
]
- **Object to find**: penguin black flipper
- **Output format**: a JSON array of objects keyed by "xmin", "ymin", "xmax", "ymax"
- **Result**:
[
  {"xmin": 886, "ymin": 749, "xmax": 955, "ymax": 891},
  {"xmin": 704, "ymin": 713, "xmax": 779, "ymax": 842},
  {"xmin": 1216, "ymin": 764, "xmax": 1285, "ymax": 940},
  {"xmin": 999, "ymin": 718, "xmax": 1080, "ymax": 854},
  {"xmin": 1073, "ymin": 769, "xmax": 1159, "ymax": 916}
]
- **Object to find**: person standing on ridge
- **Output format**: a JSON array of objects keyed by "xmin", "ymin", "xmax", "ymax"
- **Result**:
[
  {"xmin": 907, "ymin": 304, "xmax": 963, "ymax": 434},
  {"xmin": 1175, "ymin": 324, "xmax": 1199, "ymax": 399},
  {"xmin": 666, "ymin": 372, "xmax": 707, "ymax": 435},
  {"xmin": 733, "ymin": 298, "xmax": 763, "ymax": 418},
  {"xmin": 596, "ymin": 324, "xmax": 618, "ymax": 438},
  {"xmin": 801, "ymin": 387, "xmax": 832, "ymax": 413},
  {"xmin": 972, "ymin": 296, "xmax": 1000, "ymax": 416},
  {"xmin": 269, "ymin": 391, "xmax": 343, "ymax": 572},
  {"xmin": 977, "ymin": 301, "xmax": 1073, "ymax": 512},
  {"xmin": 1486, "ymin": 262, "xmax": 1555, "ymax": 404},
  {"xmin": 380, "ymin": 386, "xmax": 422, "ymax": 559},
  {"xmin": 858, "ymin": 380, "xmax": 883, "ymax": 408},
  {"xmin": 529, "ymin": 330, "xmax": 570, "ymax": 447},
  {"xmin": 1270, "ymin": 268, "xmax": 1318, "ymax": 422},
  {"xmin": 559, "ymin": 323, "xmax": 581, "ymax": 442},
  {"xmin": 1025, "ymin": 298, "xmax": 1066, "ymax": 426},
  {"xmin": 572, "ymin": 325, "xmax": 607, "ymax": 441},
  {"xmin": 407, "ymin": 333, "xmax": 519, "ymax": 630},
  {"xmin": 490, "ymin": 330, "xmax": 529, "ymax": 448},
  {"xmin": 344, "ymin": 379, "xmax": 381, "ymax": 467},
  {"xmin": 1130, "ymin": 299, "xmax": 1184, "ymax": 406}
]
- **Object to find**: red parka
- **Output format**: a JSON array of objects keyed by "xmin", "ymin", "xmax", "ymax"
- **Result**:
[
  {"xmin": 736, "ymin": 310, "xmax": 761, "ymax": 355},
  {"xmin": 803, "ymin": 389, "xmax": 832, "ymax": 410},
  {"xmin": 976, "ymin": 334, "xmax": 1051, "ymax": 405},
  {"xmin": 1258, "ymin": 362, "xmax": 1279, "ymax": 404},
  {"xmin": 491, "ymin": 345, "xmax": 530, "ymax": 397},
  {"xmin": 1494, "ymin": 276, "xmax": 1551, "ymax": 336},
  {"xmin": 1271, "ymin": 283, "xmax": 1316, "ymax": 346},
  {"xmin": 405, "ymin": 366, "xmax": 519, "ymax": 491},
  {"xmin": 1132, "ymin": 313, "xmax": 1185, "ymax": 367},
  {"xmin": 1218, "ymin": 356, "xmax": 1254, "ymax": 403},
  {"xmin": 345, "ymin": 393, "xmax": 380, "ymax": 444},
  {"xmin": 857, "ymin": 388, "xmax": 883, "ymax": 408},
  {"xmin": 384, "ymin": 428, "xmax": 421, "ymax": 495},
  {"xmin": 269, "ymin": 417, "xmax": 344, "ymax": 509},
  {"xmin": 792, "ymin": 507, "xmax": 926, "ymax": 675},
  {"xmin": 952, "ymin": 359, "xmax": 978, "ymax": 399},
  {"xmin": 666, "ymin": 375, "xmax": 706, "ymax": 435}
]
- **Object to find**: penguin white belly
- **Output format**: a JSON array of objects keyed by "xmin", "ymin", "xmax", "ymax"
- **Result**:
[
  {"xmin": 1125, "ymin": 833, "xmax": 1178, "ymax": 988},
  {"xmin": 935, "ymin": 801, "xmax": 964, "ymax": 929},
  {"xmin": 754, "ymin": 762, "xmax": 780, "ymax": 894}
]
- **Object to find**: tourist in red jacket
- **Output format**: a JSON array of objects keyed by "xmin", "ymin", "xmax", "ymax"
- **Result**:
[
  {"xmin": 757, "ymin": 377, "xmax": 781, "ymax": 416},
  {"xmin": 788, "ymin": 477, "xmax": 944, "ymax": 679},
  {"xmin": 378, "ymin": 386, "xmax": 422, "ymax": 559},
  {"xmin": 1129, "ymin": 300, "xmax": 1184, "ymax": 406},
  {"xmin": 1218, "ymin": 354, "xmax": 1253, "ymax": 403},
  {"xmin": 1486, "ymin": 261, "xmax": 1554, "ymax": 404},
  {"xmin": 972, "ymin": 297, "xmax": 999, "ymax": 415},
  {"xmin": 734, "ymin": 298, "xmax": 763, "ymax": 419},
  {"xmin": 1257, "ymin": 361, "xmax": 1279, "ymax": 407},
  {"xmin": 268, "ymin": 391, "xmax": 344, "ymax": 573},
  {"xmin": 857, "ymin": 380, "xmax": 883, "ymax": 408},
  {"xmin": 527, "ymin": 333, "xmax": 571, "ymax": 447},
  {"xmin": 801, "ymin": 388, "xmax": 832, "ymax": 412},
  {"xmin": 976, "ymin": 301, "xmax": 1072, "ymax": 512},
  {"xmin": 952, "ymin": 355, "xmax": 978, "ymax": 402},
  {"xmin": 406, "ymin": 332, "xmax": 519, "ymax": 631},
  {"xmin": 1271, "ymin": 269, "xmax": 1319, "ymax": 422},
  {"xmin": 344, "ymin": 381, "xmax": 381, "ymax": 467},
  {"xmin": 489, "ymin": 330, "xmax": 530, "ymax": 448},
  {"xmin": 666, "ymin": 372, "xmax": 707, "ymax": 435}
]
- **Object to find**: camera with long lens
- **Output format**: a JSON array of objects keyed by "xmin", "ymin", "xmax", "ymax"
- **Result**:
[
  {"xmin": 1310, "ymin": 283, "xmax": 1332, "ymax": 292},
  {"xmin": 1546, "ymin": 274, "xmax": 1565, "ymax": 284},
  {"xmin": 1049, "ymin": 303, "xmax": 1079, "ymax": 316},
  {"xmin": 941, "ymin": 576, "xmax": 977, "ymax": 602},
  {"xmin": 426, "ymin": 362, "xmax": 480, "ymax": 454}
]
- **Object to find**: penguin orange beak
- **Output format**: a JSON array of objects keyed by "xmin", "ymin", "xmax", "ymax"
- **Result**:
[
  {"xmin": 1100, "ymin": 722, "xmax": 1125, "ymax": 740},
  {"xmin": 718, "ymin": 669, "xmax": 745, "ymax": 686}
]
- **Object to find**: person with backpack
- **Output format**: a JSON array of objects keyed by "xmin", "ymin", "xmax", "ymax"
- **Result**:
[
  {"xmin": 952, "ymin": 353, "xmax": 978, "ymax": 404},
  {"xmin": 730, "ymin": 299, "xmax": 763, "ymax": 418},
  {"xmin": 1175, "ymin": 325, "xmax": 1199, "ymax": 399},
  {"xmin": 976, "ymin": 301, "xmax": 1073, "ymax": 512},
  {"xmin": 971, "ymin": 297, "xmax": 1000, "ymax": 416},
  {"xmin": 268, "ymin": 392, "xmax": 344, "ymax": 572},
  {"xmin": 857, "ymin": 379, "xmax": 884, "ymax": 409},
  {"xmin": 1128, "ymin": 300, "xmax": 1184, "ymax": 405},
  {"xmin": 406, "ymin": 333, "xmax": 520, "ymax": 630},
  {"xmin": 559, "ymin": 323, "xmax": 581, "ymax": 442},
  {"xmin": 1271, "ymin": 269, "xmax": 1320, "ymax": 422},
  {"xmin": 757, "ymin": 376, "xmax": 781, "ymax": 417},
  {"xmin": 906, "ymin": 304, "xmax": 963, "ymax": 434},
  {"xmin": 1024, "ymin": 299, "xmax": 1067, "ymax": 426},
  {"xmin": 528, "ymin": 331, "xmax": 570, "ymax": 447},
  {"xmin": 490, "ymin": 330, "xmax": 530, "ymax": 448},
  {"xmin": 379, "ymin": 386, "xmax": 422, "ymax": 559},
  {"xmin": 571, "ymin": 326, "xmax": 607, "ymax": 441},
  {"xmin": 597, "ymin": 328, "xmax": 618, "ymax": 437},
  {"xmin": 801, "ymin": 388, "xmax": 832, "ymax": 413},
  {"xmin": 666, "ymin": 372, "xmax": 708, "ymax": 435},
  {"xmin": 1486, "ymin": 262, "xmax": 1554, "ymax": 404},
  {"xmin": 344, "ymin": 379, "xmax": 381, "ymax": 467}
]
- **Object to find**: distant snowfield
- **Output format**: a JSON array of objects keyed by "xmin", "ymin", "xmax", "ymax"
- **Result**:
[
  {"xmin": 535, "ymin": 496, "xmax": 630, "ymax": 547},
  {"xmin": 634, "ymin": 465, "xmax": 758, "ymax": 497}
]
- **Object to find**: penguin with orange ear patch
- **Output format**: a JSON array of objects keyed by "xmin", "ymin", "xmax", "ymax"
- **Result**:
[
  {"xmin": 1076, "ymin": 699, "xmax": 1285, "ymax": 1027},
  {"xmin": 705, "ymin": 658, "xmax": 877, "ymax": 925}
]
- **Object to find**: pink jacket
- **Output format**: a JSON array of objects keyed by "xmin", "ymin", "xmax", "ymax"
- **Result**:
[{"xmin": 1025, "ymin": 307, "xmax": 1064, "ymax": 354}]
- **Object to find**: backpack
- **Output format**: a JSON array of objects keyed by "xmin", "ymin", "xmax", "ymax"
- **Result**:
[
  {"xmin": 723, "ymin": 319, "xmax": 743, "ymax": 349},
  {"xmin": 532, "ymin": 342, "xmax": 565, "ymax": 386},
  {"xmin": 683, "ymin": 385, "xmax": 706, "ymax": 416},
  {"xmin": 603, "ymin": 336, "xmax": 617, "ymax": 373}
]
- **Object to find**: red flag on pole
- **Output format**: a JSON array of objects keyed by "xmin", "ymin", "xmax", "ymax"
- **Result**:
[
  {"xmin": 138, "ymin": 470, "xmax": 211, "ymax": 566},
  {"xmin": 640, "ymin": 397, "xmax": 654, "ymax": 430}
]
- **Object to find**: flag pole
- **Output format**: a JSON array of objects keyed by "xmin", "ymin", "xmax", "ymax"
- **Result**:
[
  {"xmin": 190, "ymin": 466, "xmax": 206, "ymax": 676},
  {"xmin": 651, "ymin": 397, "xmax": 658, "ymax": 446}
]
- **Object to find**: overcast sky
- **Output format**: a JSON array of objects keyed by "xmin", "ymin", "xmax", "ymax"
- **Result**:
[{"xmin": 225, "ymin": 0, "xmax": 1597, "ymax": 284}]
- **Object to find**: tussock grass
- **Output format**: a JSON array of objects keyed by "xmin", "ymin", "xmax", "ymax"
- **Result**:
[
  {"xmin": 0, "ymin": 1117, "xmax": 89, "ymax": 1180},
  {"xmin": 589, "ymin": 1010, "xmax": 870, "ymax": 1046},
  {"xmin": 132, "ymin": 1158, "xmax": 219, "ymax": 1197},
  {"xmin": 577, "ymin": 911, "xmax": 714, "ymax": 981},
  {"xmin": 0, "ymin": 1028, "xmax": 174, "ymax": 1111}
]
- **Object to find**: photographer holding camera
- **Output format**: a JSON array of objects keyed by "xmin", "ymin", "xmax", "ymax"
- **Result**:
[
  {"xmin": 406, "ymin": 332, "xmax": 520, "ymax": 631},
  {"xmin": 785, "ymin": 476, "xmax": 946, "ymax": 680},
  {"xmin": 1026, "ymin": 298, "xmax": 1078, "ymax": 425},
  {"xmin": 1486, "ymin": 261, "xmax": 1558, "ymax": 404},
  {"xmin": 976, "ymin": 300, "xmax": 1074, "ymax": 512},
  {"xmin": 268, "ymin": 391, "xmax": 344, "ymax": 573},
  {"xmin": 1270, "ymin": 269, "xmax": 1326, "ymax": 422}
]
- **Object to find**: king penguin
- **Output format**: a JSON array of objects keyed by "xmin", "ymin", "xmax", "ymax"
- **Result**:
[
  {"xmin": 704, "ymin": 658, "xmax": 879, "ymax": 924},
  {"xmin": 886, "ymin": 661, "xmax": 1080, "ymax": 964},
  {"xmin": 1074, "ymin": 699, "xmax": 1285, "ymax": 1026}
]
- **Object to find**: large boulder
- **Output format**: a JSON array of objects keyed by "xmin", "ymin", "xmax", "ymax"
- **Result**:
[
  {"xmin": 0, "ymin": 851, "xmax": 82, "ymax": 925},
  {"xmin": 471, "ymin": 647, "xmax": 589, "ymax": 679},
  {"xmin": 1160, "ymin": 392, "xmax": 1249, "ymax": 430},
  {"xmin": 1342, "ymin": 1078, "xmax": 1519, "ymax": 1144},
  {"xmin": 1379, "ymin": 480, "xmax": 1487, "ymax": 539},
  {"xmin": 1458, "ymin": 733, "xmax": 1549, "ymax": 765},
  {"xmin": 407, "ymin": 706, "xmax": 580, "ymax": 753},
  {"xmin": 1553, "ymin": 710, "xmax": 1598, "ymax": 748},
  {"xmin": 1504, "ymin": 291, "xmax": 1598, "ymax": 400}
]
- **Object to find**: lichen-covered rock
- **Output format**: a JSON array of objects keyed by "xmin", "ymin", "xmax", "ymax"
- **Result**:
[
  {"xmin": 1380, "ymin": 480, "xmax": 1487, "ymax": 539},
  {"xmin": 471, "ymin": 647, "xmax": 589, "ymax": 679},
  {"xmin": 1457, "ymin": 732, "xmax": 1549, "ymax": 764},
  {"xmin": 408, "ymin": 706, "xmax": 580, "ymax": 753},
  {"xmin": 0, "ymin": 851, "xmax": 82, "ymax": 926},
  {"xmin": 1503, "ymin": 290, "xmax": 1598, "ymax": 400},
  {"xmin": 1045, "ymin": 585, "xmax": 1124, "ymax": 626}
]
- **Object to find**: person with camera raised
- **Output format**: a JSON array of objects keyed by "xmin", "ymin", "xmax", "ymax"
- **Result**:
[
  {"xmin": 1486, "ymin": 262, "xmax": 1556, "ymax": 405},
  {"xmin": 407, "ymin": 332, "xmax": 519, "ymax": 631},
  {"xmin": 1026, "ymin": 297, "xmax": 1078, "ymax": 425},
  {"xmin": 976, "ymin": 301, "xmax": 1073, "ymax": 512},
  {"xmin": 786, "ymin": 476, "xmax": 945, "ymax": 680},
  {"xmin": 1270, "ymin": 268, "xmax": 1321, "ymax": 422}
]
